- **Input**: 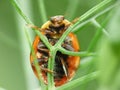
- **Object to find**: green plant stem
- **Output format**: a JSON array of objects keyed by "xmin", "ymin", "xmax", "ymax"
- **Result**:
[
  {"xmin": 91, "ymin": 19, "xmax": 109, "ymax": 37},
  {"xmin": 56, "ymin": 71, "xmax": 99, "ymax": 90},
  {"xmin": 38, "ymin": 0, "xmax": 47, "ymax": 23},
  {"xmin": 10, "ymin": 0, "xmax": 32, "ymax": 24},
  {"xmin": 25, "ymin": 28, "xmax": 45, "ymax": 89},
  {"xmin": 87, "ymin": 11, "xmax": 113, "ymax": 52},
  {"xmin": 59, "ymin": 47, "xmax": 96, "ymax": 57},
  {"xmin": 47, "ymin": 49, "xmax": 56, "ymax": 90},
  {"xmin": 10, "ymin": 0, "xmax": 51, "ymax": 49},
  {"xmin": 87, "ymin": 25, "xmax": 103, "ymax": 52},
  {"xmin": 79, "ymin": 0, "xmax": 113, "ymax": 22},
  {"xmin": 65, "ymin": 0, "xmax": 79, "ymax": 20},
  {"xmin": 73, "ymin": 2, "xmax": 117, "ymax": 33},
  {"xmin": 11, "ymin": 0, "xmax": 45, "ymax": 89},
  {"xmin": 55, "ymin": 0, "xmax": 113, "ymax": 47}
]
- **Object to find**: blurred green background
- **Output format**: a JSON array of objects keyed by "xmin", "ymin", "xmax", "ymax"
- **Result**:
[{"xmin": 0, "ymin": 0, "xmax": 119, "ymax": 90}]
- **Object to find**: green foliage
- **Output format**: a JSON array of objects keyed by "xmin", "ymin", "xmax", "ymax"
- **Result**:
[
  {"xmin": 0, "ymin": 0, "xmax": 119, "ymax": 90},
  {"xmin": 96, "ymin": 2, "xmax": 120, "ymax": 90}
]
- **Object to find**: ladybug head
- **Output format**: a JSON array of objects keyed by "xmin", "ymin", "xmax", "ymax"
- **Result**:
[{"xmin": 50, "ymin": 15, "xmax": 64, "ymax": 27}]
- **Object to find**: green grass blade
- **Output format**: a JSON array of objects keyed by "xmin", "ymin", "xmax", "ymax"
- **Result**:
[
  {"xmin": 79, "ymin": 0, "xmax": 113, "ymax": 22},
  {"xmin": 65, "ymin": 0, "xmax": 79, "ymax": 20},
  {"xmin": 73, "ymin": 1, "xmax": 117, "ymax": 33},
  {"xmin": 10, "ymin": 0, "xmax": 32, "ymax": 24},
  {"xmin": 37, "ymin": 0, "xmax": 47, "ymax": 23},
  {"xmin": 55, "ymin": 0, "xmax": 114, "ymax": 47},
  {"xmin": 10, "ymin": 0, "xmax": 51, "ymax": 49},
  {"xmin": 87, "ymin": 13, "xmax": 111, "ymax": 52},
  {"xmin": 24, "ymin": 28, "xmax": 46, "ymax": 90},
  {"xmin": 91, "ymin": 19, "xmax": 109, "ymax": 37}
]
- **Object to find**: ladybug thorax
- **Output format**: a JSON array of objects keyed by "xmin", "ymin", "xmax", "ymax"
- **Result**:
[
  {"xmin": 48, "ymin": 24, "xmax": 65, "ymax": 38},
  {"xmin": 50, "ymin": 15, "xmax": 64, "ymax": 27},
  {"xmin": 40, "ymin": 15, "xmax": 70, "ymax": 40}
]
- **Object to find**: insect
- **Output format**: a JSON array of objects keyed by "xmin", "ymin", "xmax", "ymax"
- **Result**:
[{"xmin": 30, "ymin": 15, "xmax": 80, "ymax": 87}]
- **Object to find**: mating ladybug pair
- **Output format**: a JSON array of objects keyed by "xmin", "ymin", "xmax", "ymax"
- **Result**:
[{"xmin": 30, "ymin": 15, "xmax": 80, "ymax": 86}]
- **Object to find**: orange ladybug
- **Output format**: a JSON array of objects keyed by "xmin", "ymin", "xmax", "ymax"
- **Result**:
[{"xmin": 30, "ymin": 15, "xmax": 80, "ymax": 87}]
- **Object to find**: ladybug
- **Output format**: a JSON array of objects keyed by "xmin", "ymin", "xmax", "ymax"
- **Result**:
[{"xmin": 30, "ymin": 15, "xmax": 80, "ymax": 87}]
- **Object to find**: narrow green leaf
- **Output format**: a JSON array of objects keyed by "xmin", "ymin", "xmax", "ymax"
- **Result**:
[
  {"xmin": 37, "ymin": 0, "xmax": 47, "ymax": 23},
  {"xmin": 73, "ymin": 0, "xmax": 117, "ymax": 33},
  {"xmin": 24, "ymin": 28, "xmax": 46, "ymax": 90},
  {"xmin": 10, "ymin": 0, "xmax": 51, "ymax": 49},
  {"xmin": 55, "ymin": 0, "xmax": 114, "ymax": 47},
  {"xmin": 96, "ymin": 1, "xmax": 120, "ymax": 89},
  {"xmin": 10, "ymin": 0, "xmax": 32, "ymax": 24},
  {"xmin": 91, "ymin": 19, "xmax": 109, "ymax": 37},
  {"xmin": 65, "ymin": 0, "xmax": 79, "ymax": 20}
]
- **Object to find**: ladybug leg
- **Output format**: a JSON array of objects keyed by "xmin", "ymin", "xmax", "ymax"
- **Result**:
[
  {"xmin": 62, "ymin": 44, "xmax": 74, "ymax": 51},
  {"xmin": 31, "ymin": 58, "xmax": 47, "ymax": 66},
  {"xmin": 38, "ymin": 48, "xmax": 49, "ymax": 53},
  {"xmin": 27, "ymin": 24, "xmax": 53, "ymax": 35},
  {"xmin": 64, "ymin": 24, "xmax": 71, "ymax": 30},
  {"xmin": 40, "ymin": 65, "xmax": 54, "ymax": 73},
  {"xmin": 59, "ymin": 57, "xmax": 68, "ymax": 77},
  {"xmin": 32, "ymin": 59, "xmax": 54, "ymax": 73},
  {"xmin": 44, "ymin": 29, "xmax": 55, "ymax": 35},
  {"xmin": 62, "ymin": 36, "xmax": 74, "ymax": 51},
  {"xmin": 71, "ymin": 17, "xmax": 80, "ymax": 24},
  {"xmin": 26, "ymin": 24, "xmax": 41, "ymax": 31},
  {"xmin": 37, "ymin": 47, "xmax": 50, "ymax": 57},
  {"xmin": 38, "ymin": 42, "xmax": 46, "ymax": 48}
]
